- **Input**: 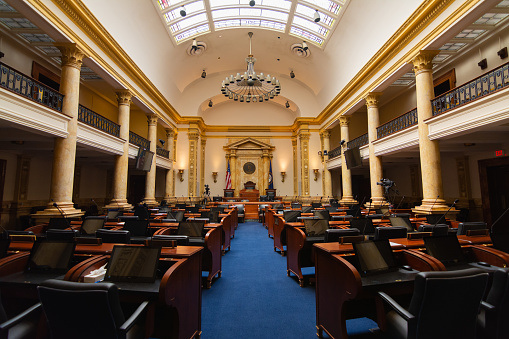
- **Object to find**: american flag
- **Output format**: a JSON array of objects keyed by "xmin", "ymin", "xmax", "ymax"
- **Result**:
[{"xmin": 225, "ymin": 160, "xmax": 232, "ymax": 189}]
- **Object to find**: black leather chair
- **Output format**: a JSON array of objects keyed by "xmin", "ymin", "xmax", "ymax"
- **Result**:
[
  {"xmin": 456, "ymin": 222, "xmax": 488, "ymax": 235},
  {"xmin": 418, "ymin": 224, "xmax": 449, "ymax": 236},
  {"xmin": 46, "ymin": 229, "xmax": 80, "ymax": 241},
  {"xmin": 152, "ymin": 234, "xmax": 190, "ymax": 246},
  {"xmin": 122, "ymin": 220, "xmax": 149, "ymax": 244},
  {"xmin": 95, "ymin": 229, "xmax": 131, "ymax": 244},
  {"xmin": 478, "ymin": 267, "xmax": 509, "ymax": 339},
  {"xmin": 374, "ymin": 226, "xmax": 407, "ymax": 240},
  {"xmin": 378, "ymin": 268, "xmax": 489, "ymax": 339},
  {"xmin": 201, "ymin": 210, "xmax": 220, "ymax": 223},
  {"xmin": 324, "ymin": 228, "xmax": 360, "ymax": 242},
  {"xmin": 168, "ymin": 210, "xmax": 185, "ymax": 222},
  {"xmin": 0, "ymin": 289, "xmax": 42, "ymax": 339},
  {"xmin": 38, "ymin": 279, "xmax": 149, "ymax": 339},
  {"xmin": 118, "ymin": 215, "xmax": 139, "ymax": 221},
  {"xmin": 133, "ymin": 205, "xmax": 149, "ymax": 220}
]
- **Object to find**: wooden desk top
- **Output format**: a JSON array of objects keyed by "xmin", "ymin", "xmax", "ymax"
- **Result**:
[{"xmin": 314, "ymin": 241, "xmax": 406, "ymax": 255}]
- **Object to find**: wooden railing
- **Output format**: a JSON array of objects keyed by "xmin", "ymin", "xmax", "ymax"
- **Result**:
[
  {"xmin": 0, "ymin": 62, "xmax": 63, "ymax": 112},
  {"xmin": 432, "ymin": 61, "xmax": 509, "ymax": 116},
  {"xmin": 347, "ymin": 133, "xmax": 368, "ymax": 149},
  {"xmin": 129, "ymin": 131, "xmax": 150, "ymax": 149},
  {"xmin": 78, "ymin": 105, "xmax": 120, "ymax": 137},
  {"xmin": 377, "ymin": 108, "xmax": 418, "ymax": 139}
]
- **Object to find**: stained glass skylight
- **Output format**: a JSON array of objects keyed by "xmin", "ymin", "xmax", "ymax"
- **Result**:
[{"xmin": 153, "ymin": 0, "xmax": 346, "ymax": 47}]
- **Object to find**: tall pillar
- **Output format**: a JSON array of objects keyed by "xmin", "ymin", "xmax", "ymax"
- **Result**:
[
  {"xmin": 187, "ymin": 128, "xmax": 199, "ymax": 199},
  {"xmin": 35, "ymin": 43, "xmax": 85, "ymax": 219},
  {"xmin": 229, "ymin": 152, "xmax": 237, "ymax": 195},
  {"xmin": 200, "ymin": 137, "xmax": 206, "ymax": 198},
  {"xmin": 411, "ymin": 50, "xmax": 449, "ymax": 213},
  {"xmin": 299, "ymin": 128, "xmax": 311, "ymax": 201},
  {"xmin": 292, "ymin": 137, "xmax": 298, "ymax": 197},
  {"xmin": 164, "ymin": 129, "xmax": 175, "ymax": 203},
  {"xmin": 338, "ymin": 117, "xmax": 357, "ymax": 205},
  {"xmin": 106, "ymin": 90, "xmax": 133, "ymax": 210},
  {"xmin": 143, "ymin": 114, "xmax": 158, "ymax": 206},
  {"xmin": 365, "ymin": 92, "xmax": 386, "ymax": 208},
  {"xmin": 262, "ymin": 151, "xmax": 270, "ymax": 195},
  {"xmin": 321, "ymin": 130, "xmax": 332, "ymax": 199}
]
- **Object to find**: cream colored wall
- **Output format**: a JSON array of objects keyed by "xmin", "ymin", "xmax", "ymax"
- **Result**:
[
  {"xmin": 330, "ymin": 124, "xmax": 341, "ymax": 148},
  {"xmin": 202, "ymin": 138, "xmax": 226, "ymax": 197},
  {"xmin": 379, "ymin": 89, "xmax": 417, "ymax": 124},
  {"xmin": 130, "ymin": 109, "xmax": 149, "ymax": 138},
  {"xmin": 348, "ymin": 110, "xmax": 368, "ymax": 140},
  {"xmin": 201, "ymin": 102, "xmax": 297, "ymax": 126},
  {"xmin": 0, "ymin": 152, "xmax": 18, "ymax": 201},
  {"xmin": 271, "ymin": 138, "xmax": 294, "ymax": 197},
  {"xmin": 174, "ymin": 131, "xmax": 189, "ymax": 197},
  {"xmin": 79, "ymin": 86, "xmax": 118, "ymax": 122}
]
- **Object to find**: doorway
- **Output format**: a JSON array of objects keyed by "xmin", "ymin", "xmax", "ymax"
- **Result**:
[
  {"xmin": 128, "ymin": 175, "xmax": 146, "ymax": 206},
  {"xmin": 479, "ymin": 157, "xmax": 509, "ymax": 231},
  {"xmin": 0, "ymin": 160, "xmax": 5, "ymax": 225}
]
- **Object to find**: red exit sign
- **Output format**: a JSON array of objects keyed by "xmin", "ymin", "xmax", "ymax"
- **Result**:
[{"xmin": 495, "ymin": 149, "xmax": 505, "ymax": 157}]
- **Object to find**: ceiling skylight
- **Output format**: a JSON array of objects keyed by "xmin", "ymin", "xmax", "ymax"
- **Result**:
[{"xmin": 154, "ymin": 0, "xmax": 346, "ymax": 47}]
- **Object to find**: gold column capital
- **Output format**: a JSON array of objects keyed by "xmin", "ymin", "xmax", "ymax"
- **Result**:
[
  {"xmin": 411, "ymin": 50, "xmax": 440, "ymax": 74},
  {"xmin": 365, "ymin": 92, "xmax": 383, "ymax": 108},
  {"xmin": 339, "ymin": 116, "xmax": 350, "ymax": 126},
  {"xmin": 320, "ymin": 130, "xmax": 331, "ymax": 139},
  {"xmin": 116, "ymin": 90, "xmax": 132, "ymax": 106},
  {"xmin": 188, "ymin": 128, "xmax": 200, "ymax": 140},
  {"xmin": 298, "ymin": 129, "xmax": 310, "ymax": 140},
  {"xmin": 201, "ymin": 137, "xmax": 207, "ymax": 146},
  {"xmin": 146, "ymin": 114, "xmax": 158, "ymax": 126},
  {"xmin": 166, "ymin": 128, "xmax": 175, "ymax": 139},
  {"xmin": 54, "ymin": 43, "xmax": 86, "ymax": 70},
  {"xmin": 291, "ymin": 137, "xmax": 298, "ymax": 147}
]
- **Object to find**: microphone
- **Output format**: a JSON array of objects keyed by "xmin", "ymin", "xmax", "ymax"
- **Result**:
[
  {"xmin": 394, "ymin": 195, "xmax": 405, "ymax": 214},
  {"xmin": 429, "ymin": 195, "xmax": 439, "ymax": 212},
  {"xmin": 434, "ymin": 199, "xmax": 459, "ymax": 226},
  {"xmin": 355, "ymin": 197, "xmax": 366, "ymax": 218},
  {"xmin": 52, "ymin": 200, "xmax": 72, "ymax": 229},
  {"xmin": 362, "ymin": 198, "xmax": 373, "ymax": 235},
  {"xmin": 91, "ymin": 199, "xmax": 99, "ymax": 207}
]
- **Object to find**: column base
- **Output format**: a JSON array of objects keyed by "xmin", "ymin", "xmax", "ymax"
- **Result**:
[
  {"xmin": 104, "ymin": 199, "xmax": 133, "ymax": 211},
  {"xmin": 339, "ymin": 196, "xmax": 358, "ymax": 206},
  {"xmin": 142, "ymin": 198, "xmax": 159, "ymax": 207},
  {"xmin": 412, "ymin": 198, "xmax": 449, "ymax": 214},
  {"xmin": 32, "ymin": 201, "xmax": 84, "ymax": 222},
  {"xmin": 300, "ymin": 196, "xmax": 312, "ymax": 204},
  {"xmin": 364, "ymin": 197, "xmax": 388, "ymax": 209}
]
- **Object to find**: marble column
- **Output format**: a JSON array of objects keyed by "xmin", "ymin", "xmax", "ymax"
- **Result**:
[
  {"xmin": 338, "ymin": 117, "xmax": 357, "ymax": 205},
  {"xmin": 230, "ymin": 152, "xmax": 237, "ymax": 195},
  {"xmin": 187, "ymin": 128, "xmax": 199, "ymax": 198},
  {"xmin": 411, "ymin": 50, "xmax": 449, "ymax": 213},
  {"xmin": 365, "ymin": 92, "xmax": 386, "ymax": 208},
  {"xmin": 262, "ymin": 151, "xmax": 270, "ymax": 195},
  {"xmin": 35, "ymin": 43, "xmax": 85, "ymax": 219},
  {"xmin": 164, "ymin": 129, "xmax": 175, "ymax": 203},
  {"xmin": 299, "ymin": 128, "xmax": 311, "ymax": 201},
  {"xmin": 321, "ymin": 131, "xmax": 332, "ymax": 199},
  {"xmin": 143, "ymin": 114, "xmax": 158, "ymax": 206},
  {"xmin": 106, "ymin": 90, "xmax": 133, "ymax": 210},
  {"xmin": 200, "ymin": 137, "xmax": 206, "ymax": 198},
  {"xmin": 292, "ymin": 137, "xmax": 298, "ymax": 197}
]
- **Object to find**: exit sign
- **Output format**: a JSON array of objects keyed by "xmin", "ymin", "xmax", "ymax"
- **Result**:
[{"xmin": 495, "ymin": 149, "xmax": 505, "ymax": 157}]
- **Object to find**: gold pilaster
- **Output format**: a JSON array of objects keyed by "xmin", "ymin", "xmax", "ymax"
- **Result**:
[
  {"xmin": 164, "ymin": 129, "xmax": 175, "ymax": 203},
  {"xmin": 292, "ymin": 137, "xmax": 298, "ymax": 197},
  {"xmin": 188, "ymin": 128, "xmax": 200, "ymax": 197},
  {"xmin": 299, "ymin": 128, "xmax": 310, "ymax": 197},
  {"xmin": 320, "ymin": 130, "xmax": 332, "ymax": 199},
  {"xmin": 200, "ymin": 137, "xmax": 207, "ymax": 197}
]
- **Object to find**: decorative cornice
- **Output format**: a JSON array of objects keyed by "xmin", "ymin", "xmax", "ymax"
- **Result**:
[
  {"xmin": 147, "ymin": 114, "xmax": 158, "ymax": 126},
  {"xmin": 166, "ymin": 129, "xmax": 175, "ymax": 139},
  {"xmin": 411, "ymin": 50, "xmax": 440, "ymax": 74},
  {"xmin": 54, "ymin": 43, "xmax": 86, "ymax": 70},
  {"xmin": 115, "ymin": 90, "xmax": 132, "ymax": 106},
  {"xmin": 365, "ymin": 92, "xmax": 383, "ymax": 108},
  {"xmin": 320, "ymin": 130, "xmax": 331, "ymax": 139},
  {"xmin": 339, "ymin": 116, "xmax": 350, "ymax": 126},
  {"xmin": 188, "ymin": 128, "xmax": 200, "ymax": 140}
]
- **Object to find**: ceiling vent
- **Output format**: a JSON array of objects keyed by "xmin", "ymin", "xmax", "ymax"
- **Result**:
[
  {"xmin": 187, "ymin": 40, "xmax": 207, "ymax": 56},
  {"xmin": 290, "ymin": 43, "xmax": 310, "ymax": 58}
]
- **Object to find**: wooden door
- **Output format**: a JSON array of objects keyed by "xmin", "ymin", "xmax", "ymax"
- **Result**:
[{"xmin": 479, "ymin": 157, "xmax": 509, "ymax": 231}]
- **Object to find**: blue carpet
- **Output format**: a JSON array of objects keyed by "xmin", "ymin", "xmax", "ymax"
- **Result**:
[{"xmin": 201, "ymin": 221, "xmax": 382, "ymax": 338}]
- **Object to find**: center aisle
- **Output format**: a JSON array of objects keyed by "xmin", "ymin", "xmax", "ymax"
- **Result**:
[{"xmin": 200, "ymin": 221, "xmax": 380, "ymax": 339}]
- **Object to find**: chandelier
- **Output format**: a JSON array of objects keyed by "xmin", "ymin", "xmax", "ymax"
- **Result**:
[{"xmin": 221, "ymin": 32, "xmax": 280, "ymax": 103}]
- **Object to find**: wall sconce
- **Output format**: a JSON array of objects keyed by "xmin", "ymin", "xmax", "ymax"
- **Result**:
[
  {"xmin": 313, "ymin": 169, "xmax": 319, "ymax": 181},
  {"xmin": 212, "ymin": 171, "xmax": 218, "ymax": 183},
  {"xmin": 281, "ymin": 171, "xmax": 286, "ymax": 182},
  {"xmin": 178, "ymin": 169, "xmax": 184, "ymax": 182}
]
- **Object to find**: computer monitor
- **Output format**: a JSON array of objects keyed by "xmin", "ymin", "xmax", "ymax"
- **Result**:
[
  {"xmin": 352, "ymin": 240, "xmax": 398, "ymax": 276},
  {"xmin": 344, "ymin": 147, "xmax": 362, "ymax": 169},
  {"xmin": 303, "ymin": 218, "xmax": 329, "ymax": 237},
  {"xmin": 350, "ymin": 218, "xmax": 375, "ymax": 235},
  {"xmin": 105, "ymin": 246, "xmax": 161, "ymax": 283},
  {"xmin": 27, "ymin": 240, "xmax": 76, "ymax": 273},
  {"xmin": 177, "ymin": 221, "xmax": 206, "ymax": 238},
  {"xmin": 81, "ymin": 218, "xmax": 105, "ymax": 235},
  {"xmin": 283, "ymin": 210, "xmax": 301, "ymax": 223},
  {"xmin": 424, "ymin": 235, "xmax": 466, "ymax": 266},
  {"xmin": 389, "ymin": 216, "xmax": 413, "ymax": 232}
]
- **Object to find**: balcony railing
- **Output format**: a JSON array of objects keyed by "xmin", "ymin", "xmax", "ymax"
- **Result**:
[
  {"xmin": 347, "ymin": 133, "xmax": 368, "ymax": 149},
  {"xmin": 129, "ymin": 131, "xmax": 150, "ymax": 150},
  {"xmin": 156, "ymin": 147, "xmax": 170, "ymax": 159},
  {"xmin": 78, "ymin": 105, "xmax": 120, "ymax": 137},
  {"xmin": 377, "ymin": 108, "xmax": 418, "ymax": 139},
  {"xmin": 432, "ymin": 61, "xmax": 509, "ymax": 116},
  {"xmin": 328, "ymin": 146, "xmax": 342, "ymax": 159},
  {"xmin": 0, "ymin": 62, "xmax": 63, "ymax": 112}
]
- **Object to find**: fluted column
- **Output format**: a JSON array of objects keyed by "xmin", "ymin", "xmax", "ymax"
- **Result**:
[
  {"xmin": 188, "ymin": 128, "xmax": 199, "ymax": 198},
  {"xmin": 338, "ymin": 117, "xmax": 357, "ymax": 205},
  {"xmin": 262, "ymin": 150, "xmax": 270, "ymax": 195},
  {"xmin": 292, "ymin": 137, "xmax": 298, "ymax": 197},
  {"xmin": 35, "ymin": 44, "xmax": 85, "ymax": 219},
  {"xmin": 411, "ymin": 50, "xmax": 449, "ymax": 213},
  {"xmin": 106, "ymin": 90, "xmax": 133, "ymax": 210},
  {"xmin": 164, "ymin": 129, "xmax": 175, "ymax": 203},
  {"xmin": 299, "ymin": 128, "xmax": 311, "ymax": 200},
  {"xmin": 230, "ymin": 151, "xmax": 237, "ymax": 195},
  {"xmin": 365, "ymin": 92, "xmax": 386, "ymax": 208},
  {"xmin": 321, "ymin": 130, "xmax": 332, "ymax": 199},
  {"xmin": 143, "ymin": 114, "xmax": 158, "ymax": 206},
  {"xmin": 200, "ymin": 137, "xmax": 206, "ymax": 197}
]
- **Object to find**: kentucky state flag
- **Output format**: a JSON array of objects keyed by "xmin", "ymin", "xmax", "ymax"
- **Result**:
[{"xmin": 268, "ymin": 159, "xmax": 274, "ymax": 189}]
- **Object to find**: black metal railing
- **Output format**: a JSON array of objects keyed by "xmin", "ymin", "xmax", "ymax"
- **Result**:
[
  {"xmin": 328, "ymin": 146, "xmax": 341, "ymax": 159},
  {"xmin": 129, "ymin": 131, "xmax": 150, "ymax": 150},
  {"xmin": 78, "ymin": 105, "xmax": 120, "ymax": 137},
  {"xmin": 156, "ymin": 147, "xmax": 170, "ymax": 158},
  {"xmin": 432, "ymin": 61, "xmax": 509, "ymax": 116},
  {"xmin": 0, "ymin": 62, "xmax": 63, "ymax": 112},
  {"xmin": 347, "ymin": 133, "xmax": 368, "ymax": 149},
  {"xmin": 377, "ymin": 108, "xmax": 418, "ymax": 139}
]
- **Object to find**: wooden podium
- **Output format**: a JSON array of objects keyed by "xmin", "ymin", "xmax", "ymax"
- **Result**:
[{"xmin": 240, "ymin": 181, "xmax": 259, "ymax": 220}]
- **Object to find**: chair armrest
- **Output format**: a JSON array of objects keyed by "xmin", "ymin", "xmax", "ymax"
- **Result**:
[
  {"xmin": 378, "ymin": 292, "xmax": 414, "ymax": 321},
  {"xmin": 119, "ymin": 301, "xmax": 150, "ymax": 334},
  {"xmin": 0, "ymin": 303, "xmax": 42, "ymax": 330},
  {"xmin": 480, "ymin": 301, "xmax": 496, "ymax": 313}
]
